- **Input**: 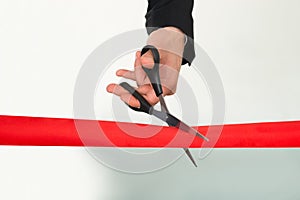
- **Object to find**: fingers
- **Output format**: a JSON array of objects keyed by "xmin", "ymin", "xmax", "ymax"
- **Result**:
[
  {"xmin": 139, "ymin": 49, "xmax": 180, "ymax": 96},
  {"xmin": 106, "ymin": 83, "xmax": 140, "ymax": 107},
  {"xmin": 106, "ymin": 83, "xmax": 160, "ymax": 107},
  {"xmin": 114, "ymin": 51, "xmax": 146, "ymax": 83},
  {"xmin": 116, "ymin": 69, "xmax": 135, "ymax": 81},
  {"xmin": 136, "ymin": 84, "xmax": 150, "ymax": 95},
  {"xmin": 106, "ymin": 51, "xmax": 154, "ymax": 108},
  {"xmin": 137, "ymin": 85, "xmax": 159, "ymax": 105},
  {"xmin": 106, "ymin": 83, "xmax": 126, "ymax": 96},
  {"xmin": 120, "ymin": 93, "xmax": 140, "ymax": 108}
]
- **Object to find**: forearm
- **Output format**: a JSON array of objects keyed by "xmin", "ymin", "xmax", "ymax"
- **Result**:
[{"xmin": 145, "ymin": 0, "xmax": 195, "ymax": 65}]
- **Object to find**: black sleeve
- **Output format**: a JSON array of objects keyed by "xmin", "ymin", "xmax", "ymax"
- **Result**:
[{"xmin": 145, "ymin": 0, "xmax": 195, "ymax": 66}]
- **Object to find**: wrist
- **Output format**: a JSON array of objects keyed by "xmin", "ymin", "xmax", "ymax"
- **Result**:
[{"xmin": 147, "ymin": 27, "xmax": 185, "ymax": 58}]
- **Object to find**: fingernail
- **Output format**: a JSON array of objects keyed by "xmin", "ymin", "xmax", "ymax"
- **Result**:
[{"xmin": 136, "ymin": 51, "xmax": 141, "ymax": 58}]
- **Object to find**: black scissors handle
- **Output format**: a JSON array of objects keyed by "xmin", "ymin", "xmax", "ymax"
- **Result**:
[
  {"xmin": 141, "ymin": 45, "xmax": 163, "ymax": 97},
  {"xmin": 119, "ymin": 82, "xmax": 153, "ymax": 114}
]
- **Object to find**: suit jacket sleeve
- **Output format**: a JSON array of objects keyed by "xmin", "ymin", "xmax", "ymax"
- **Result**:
[{"xmin": 145, "ymin": 0, "xmax": 195, "ymax": 66}]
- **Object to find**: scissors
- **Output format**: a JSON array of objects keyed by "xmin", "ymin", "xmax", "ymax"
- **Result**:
[{"xmin": 119, "ymin": 45, "xmax": 209, "ymax": 167}]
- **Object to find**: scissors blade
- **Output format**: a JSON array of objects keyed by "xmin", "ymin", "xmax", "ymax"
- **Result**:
[
  {"xmin": 151, "ymin": 110, "xmax": 209, "ymax": 141},
  {"xmin": 183, "ymin": 148, "xmax": 197, "ymax": 167},
  {"xmin": 177, "ymin": 121, "xmax": 209, "ymax": 142},
  {"xmin": 158, "ymin": 95, "xmax": 169, "ymax": 113}
]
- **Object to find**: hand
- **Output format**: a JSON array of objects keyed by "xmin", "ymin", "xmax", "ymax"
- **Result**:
[{"xmin": 106, "ymin": 27, "xmax": 185, "ymax": 108}]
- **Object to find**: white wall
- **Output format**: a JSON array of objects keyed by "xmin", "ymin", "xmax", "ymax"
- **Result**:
[{"xmin": 0, "ymin": 0, "xmax": 299, "ymax": 199}]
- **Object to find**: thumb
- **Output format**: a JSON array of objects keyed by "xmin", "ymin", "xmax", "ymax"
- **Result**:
[
  {"xmin": 134, "ymin": 51, "xmax": 142, "ymax": 68},
  {"xmin": 134, "ymin": 51, "xmax": 150, "ymax": 85},
  {"xmin": 140, "ymin": 51, "xmax": 156, "ymax": 69}
]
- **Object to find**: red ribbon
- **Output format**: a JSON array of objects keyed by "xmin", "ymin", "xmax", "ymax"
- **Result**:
[{"xmin": 0, "ymin": 115, "xmax": 299, "ymax": 147}]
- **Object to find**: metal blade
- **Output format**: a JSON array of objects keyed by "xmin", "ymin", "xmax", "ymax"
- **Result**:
[
  {"xmin": 183, "ymin": 148, "xmax": 197, "ymax": 167},
  {"xmin": 177, "ymin": 121, "xmax": 209, "ymax": 142},
  {"xmin": 151, "ymin": 109, "xmax": 209, "ymax": 141},
  {"xmin": 158, "ymin": 95, "xmax": 169, "ymax": 113}
]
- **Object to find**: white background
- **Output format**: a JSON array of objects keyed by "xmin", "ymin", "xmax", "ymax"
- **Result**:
[{"xmin": 0, "ymin": 0, "xmax": 300, "ymax": 199}]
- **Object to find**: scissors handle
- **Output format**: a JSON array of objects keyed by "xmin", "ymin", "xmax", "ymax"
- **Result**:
[
  {"xmin": 141, "ymin": 45, "xmax": 163, "ymax": 97},
  {"xmin": 119, "ymin": 82, "xmax": 153, "ymax": 114}
]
